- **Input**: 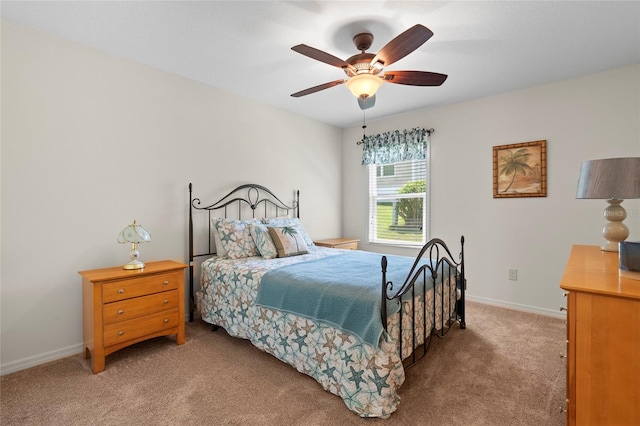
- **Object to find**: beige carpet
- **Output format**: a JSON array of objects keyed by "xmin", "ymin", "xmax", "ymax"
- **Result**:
[{"xmin": 1, "ymin": 302, "xmax": 566, "ymax": 425}]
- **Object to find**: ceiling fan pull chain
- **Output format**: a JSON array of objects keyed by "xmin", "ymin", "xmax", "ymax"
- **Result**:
[{"xmin": 357, "ymin": 111, "xmax": 367, "ymax": 145}]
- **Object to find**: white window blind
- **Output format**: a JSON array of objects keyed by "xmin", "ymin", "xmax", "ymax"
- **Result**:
[{"xmin": 368, "ymin": 158, "xmax": 428, "ymax": 245}]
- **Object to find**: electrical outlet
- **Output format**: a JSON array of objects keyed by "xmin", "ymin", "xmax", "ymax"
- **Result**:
[{"xmin": 508, "ymin": 269, "xmax": 518, "ymax": 281}]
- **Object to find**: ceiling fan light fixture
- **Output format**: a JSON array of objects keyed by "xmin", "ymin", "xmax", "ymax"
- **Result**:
[{"xmin": 345, "ymin": 74, "xmax": 383, "ymax": 99}]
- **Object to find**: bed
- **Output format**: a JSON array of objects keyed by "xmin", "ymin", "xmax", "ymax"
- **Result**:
[{"xmin": 188, "ymin": 183, "xmax": 466, "ymax": 418}]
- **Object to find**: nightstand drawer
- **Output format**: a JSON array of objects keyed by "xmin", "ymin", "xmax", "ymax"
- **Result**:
[
  {"xmin": 103, "ymin": 308, "xmax": 180, "ymax": 347},
  {"xmin": 314, "ymin": 238, "xmax": 359, "ymax": 250},
  {"xmin": 333, "ymin": 241, "xmax": 358, "ymax": 250},
  {"xmin": 103, "ymin": 272, "xmax": 178, "ymax": 303},
  {"xmin": 103, "ymin": 290, "xmax": 179, "ymax": 324}
]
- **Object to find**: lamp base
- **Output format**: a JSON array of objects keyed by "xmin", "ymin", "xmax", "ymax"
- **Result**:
[
  {"xmin": 602, "ymin": 242, "xmax": 622, "ymax": 252},
  {"xmin": 601, "ymin": 199, "xmax": 629, "ymax": 253},
  {"xmin": 123, "ymin": 260, "xmax": 145, "ymax": 270}
]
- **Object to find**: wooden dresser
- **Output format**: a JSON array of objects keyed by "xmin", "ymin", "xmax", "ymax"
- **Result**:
[
  {"xmin": 79, "ymin": 260, "xmax": 188, "ymax": 373},
  {"xmin": 560, "ymin": 245, "xmax": 640, "ymax": 425},
  {"xmin": 314, "ymin": 238, "xmax": 359, "ymax": 250}
]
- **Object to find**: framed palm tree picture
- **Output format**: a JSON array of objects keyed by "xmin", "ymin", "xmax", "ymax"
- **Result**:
[{"xmin": 493, "ymin": 140, "xmax": 547, "ymax": 198}]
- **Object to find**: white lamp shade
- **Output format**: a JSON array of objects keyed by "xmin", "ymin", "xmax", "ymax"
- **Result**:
[
  {"xmin": 345, "ymin": 74, "xmax": 383, "ymax": 99},
  {"xmin": 117, "ymin": 220, "xmax": 152, "ymax": 244}
]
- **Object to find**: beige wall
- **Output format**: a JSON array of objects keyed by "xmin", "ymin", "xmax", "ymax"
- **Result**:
[
  {"xmin": 342, "ymin": 64, "xmax": 640, "ymax": 315},
  {"xmin": 0, "ymin": 21, "xmax": 342, "ymax": 374}
]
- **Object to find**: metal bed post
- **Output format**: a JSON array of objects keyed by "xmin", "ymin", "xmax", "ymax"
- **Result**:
[
  {"xmin": 458, "ymin": 235, "xmax": 466, "ymax": 328},
  {"xmin": 188, "ymin": 183, "xmax": 195, "ymax": 322}
]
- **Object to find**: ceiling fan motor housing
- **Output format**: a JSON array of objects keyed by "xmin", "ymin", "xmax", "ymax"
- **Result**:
[
  {"xmin": 353, "ymin": 32, "xmax": 373, "ymax": 51},
  {"xmin": 344, "ymin": 52, "xmax": 379, "ymax": 77},
  {"xmin": 344, "ymin": 33, "xmax": 381, "ymax": 77}
]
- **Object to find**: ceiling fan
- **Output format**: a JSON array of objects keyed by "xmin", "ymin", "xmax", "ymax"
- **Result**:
[{"xmin": 290, "ymin": 24, "xmax": 447, "ymax": 110}]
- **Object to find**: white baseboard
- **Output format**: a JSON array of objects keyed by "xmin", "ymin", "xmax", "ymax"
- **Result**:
[
  {"xmin": 2, "ymin": 314, "xmax": 195, "ymax": 376},
  {"xmin": 466, "ymin": 294, "xmax": 566, "ymax": 319},
  {"xmin": 0, "ymin": 343, "xmax": 83, "ymax": 376}
]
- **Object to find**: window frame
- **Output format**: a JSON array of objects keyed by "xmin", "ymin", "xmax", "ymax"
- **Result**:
[{"xmin": 366, "ymin": 145, "xmax": 430, "ymax": 247}]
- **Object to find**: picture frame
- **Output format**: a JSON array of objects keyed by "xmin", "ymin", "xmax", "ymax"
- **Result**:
[{"xmin": 493, "ymin": 140, "xmax": 547, "ymax": 198}]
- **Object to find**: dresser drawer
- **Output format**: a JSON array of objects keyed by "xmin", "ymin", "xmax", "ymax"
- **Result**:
[
  {"xmin": 103, "ymin": 272, "xmax": 178, "ymax": 303},
  {"xmin": 103, "ymin": 309, "xmax": 180, "ymax": 347},
  {"xmin": 103, "ymin": 290, "xmax": 178, "ymax": 325}
]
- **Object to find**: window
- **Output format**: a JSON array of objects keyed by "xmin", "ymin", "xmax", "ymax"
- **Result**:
[
  {"xmin": 368, "ymin": 158, "xmax": 428, "ymax": 245},
  {"xmin": 361, "ymin": 127, "xmax": 430, "ymax": 246},
  {"xmin": 376, "ymin": 164, "xmax": 395, "ymax": 177}
]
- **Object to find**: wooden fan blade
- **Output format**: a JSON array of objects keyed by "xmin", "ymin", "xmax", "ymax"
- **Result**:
[
  {"xmin": 370, "ymin": 24, "xmax": 434, "ymax": 68},
  {"xmin": 383, "ymin": 71, "xmax": 447, "ymax": 86},
  {"xmin": 292, "ymin": 44, "xmax": 357, "ymax": 73},
  {"xmin": 358, "ymin": 94, "xmax": 376, "ymax": 110},
  {"xmin": 291, "ymin": 79, "xmax": 347, "ymax": 97}
]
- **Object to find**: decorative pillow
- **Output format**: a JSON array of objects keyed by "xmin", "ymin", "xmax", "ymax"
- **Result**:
[
  {"xmin": 212, "ymin": 222, "xmax": 227, "ymax": 257},
  {"xmin": 248, "ymin": 223, "xmax": 278, "ymax": 259},
  {"xmin": 267, "ymin": 226, "xmax": 309, "ymax": 258},
  {"xmin": 262, "ymin": 217, "xmax": 314, "ymax": 247},
  {"xmin": 212, "ymin": 218, "xmax": 260, "ymax": 259}
]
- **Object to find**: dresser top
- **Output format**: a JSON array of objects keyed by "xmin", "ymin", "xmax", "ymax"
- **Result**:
[
  {"xmin": 78, "ymin": 260, "xmax": 187, "ymax": 282},
  {"xmin": 560, "ymin": 245, "xmax": 640, "ymax": 299}
]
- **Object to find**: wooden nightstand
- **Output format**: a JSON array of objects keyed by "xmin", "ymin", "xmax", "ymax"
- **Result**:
[
  {"xmin": 314, "ymin": 238, "xmax": 359, "ymax": 250},
  {"xmin": 79, "ymin": 260, "xmax": 188, "ymax": 373}
]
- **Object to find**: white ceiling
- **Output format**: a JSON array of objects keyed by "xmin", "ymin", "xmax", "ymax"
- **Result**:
[{"xmin": 2, "ymin": 1, "xmax": 640, "ymax": 128}]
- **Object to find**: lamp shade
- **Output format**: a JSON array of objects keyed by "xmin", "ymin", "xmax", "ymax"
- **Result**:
[
  {"xmin": 117, "ymin": 220, "xmax": 151, "ymax": 244},
  {"xmin": 576, "ymin": 157, "xmax": 640, "ymax": 199},
  {"xmin": 345, "ymin": 74, "xmax": 383, "ymax": 99}
]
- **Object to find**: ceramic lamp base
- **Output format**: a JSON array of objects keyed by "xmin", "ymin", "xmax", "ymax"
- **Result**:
[{"xmin": 601, "ymin": 199, "xmax": 629, "ymax": 252}]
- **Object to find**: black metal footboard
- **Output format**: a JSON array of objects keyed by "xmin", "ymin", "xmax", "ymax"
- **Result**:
[{"xmin": 381, "ymin": 236, "xmax": 466, "ymax": 368}]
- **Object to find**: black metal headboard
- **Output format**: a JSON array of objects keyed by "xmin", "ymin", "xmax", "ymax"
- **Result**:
[{"xmin": 188, "ymin": 183, "xmax": 299, "ymax": 321}]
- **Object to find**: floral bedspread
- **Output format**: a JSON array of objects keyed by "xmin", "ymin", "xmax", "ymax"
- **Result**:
[{"xmin": 196, "ymin": 246, "xmax": 457, "ymax": 418}]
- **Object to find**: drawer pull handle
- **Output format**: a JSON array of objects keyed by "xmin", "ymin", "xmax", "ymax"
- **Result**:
[
  {"xmin": 163, "ymin": 300, "xmax": 169, "ymax": 304},
  {"xmin": 118, "ymin": 310, "xmax": 124, "ymax": 315},
  {"xmin": 118, "ymin": 289, "xmax": 125, "ymax": 294},
  {"xmin": 118, "ymin": 331, "xmax": 124, "ymax": 336},
  {"xmin": 164, "ymin": 318, "xmax": 170, "ymax": 324},
  {"xmin": 559, "ymin": 306, "xmax": 567, "ymax": 312},
  {"xmin": 163, "ymin": 280, "xmax": 169, "ymax": 286}
]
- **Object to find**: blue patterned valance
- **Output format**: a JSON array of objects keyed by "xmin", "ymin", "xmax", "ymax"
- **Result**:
[{"xmin": 361, "ymin": 127, "xmax": 428, "ymax": 165}]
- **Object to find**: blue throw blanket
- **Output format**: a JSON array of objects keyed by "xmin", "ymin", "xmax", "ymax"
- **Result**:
[{"xmin": 256, "ymin": 250, "xmax": 439, "ymax": 348}]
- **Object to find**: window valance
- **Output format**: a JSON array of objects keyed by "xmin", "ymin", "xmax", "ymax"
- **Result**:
[{"xmin": 361, "ymin": 127, "xmax": 429, "ymax": 165}]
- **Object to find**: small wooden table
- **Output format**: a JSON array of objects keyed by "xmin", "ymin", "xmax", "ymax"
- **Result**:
[
  {"xmin": 314, "ymin": 238, "xmax": 359, "ymax": 250},
  {"xmin": 79, "ymin": 260, "xmax": 187, "ymax": 373}
]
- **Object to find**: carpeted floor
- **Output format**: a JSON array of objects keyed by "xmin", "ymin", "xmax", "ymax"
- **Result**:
[{"xmin": 1, "ymin": 301, "xmax": 566, "ymax": 425}]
